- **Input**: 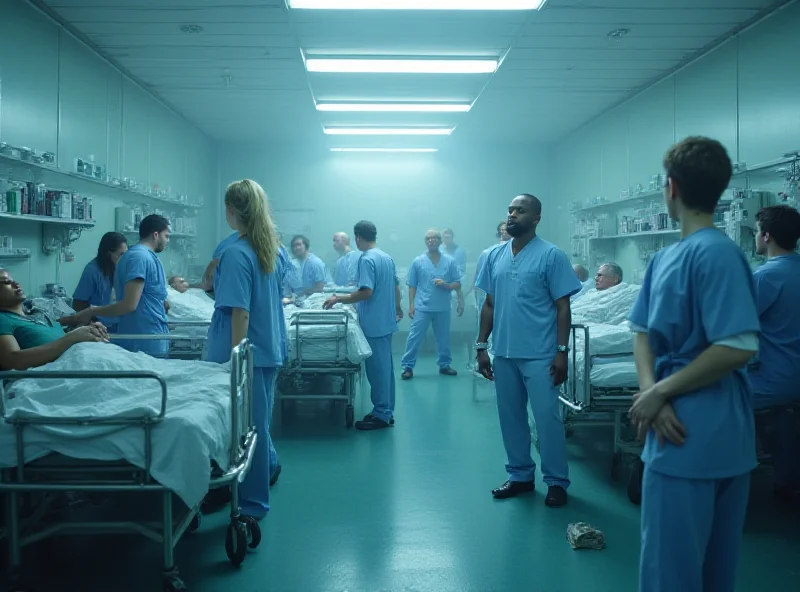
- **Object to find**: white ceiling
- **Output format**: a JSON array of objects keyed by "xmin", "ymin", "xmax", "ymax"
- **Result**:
[{"xmin": 39, "ymin": 0, "xmax": 787, "ymax": 147}]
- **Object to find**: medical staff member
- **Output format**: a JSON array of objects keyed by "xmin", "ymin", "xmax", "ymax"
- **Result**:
[
  {"xmin": 72, "ymin": 232, "xmax": 128, "ymax": 331},
  {"xmin": 750, "ymin": 204, "xmax": 800, "ymax": 500},
  {"xmin": 400, "ymin": 229, "xmax": 461, "ymax": 380},
  {"xmin": 200, "ymin": 230, "xmax": 240, "ymax": 295},
  {"xmin": 465, "ymin": 220, "xmax": 510, "ymax": 307},
  {"xmin": 324, "ymin": 220, "xmax": 399, "ymax": 431},
  {"xmin": 206, "ymin": 179, "xmax": 285, "ymax": 519},
  {"xmin": 73, "ymin": 214, "xmax": 171, "ymax": 356},
  {"xmin": 628, "ymin": 137, "xmax": 759, "ymax": 592},
  {"xmin": 332, "ymin": 232, "xmax": 361, "ymax": 286},
  {"xmin": 440, "ymin": 228, "xmax": 467, "ymax": 279},
  {"xmin": 288, "ymin": 235, "xmax": 326, "ymax": 296},
  {"xmin": 476, "ymin": 194, "xmax": 580, "ymax": 508}
]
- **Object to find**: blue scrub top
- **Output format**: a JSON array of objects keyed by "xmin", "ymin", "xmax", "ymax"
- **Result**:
[
  {"xmin": 212, "ymin": 232, "xmax": 241, "ymax": 294},
  {"xmin": 114, "ymin": 244, "xmax": 169, "ymax": 355},
  {"xmin": 628, "ymin": 228, "xmax": 760, "ymax": 480},
  {"xmin": 440, "ymin": 244, "xmax": 467, "ymax": 279},
  {"xmin": 207, "ymin": 239, "xmax": 285, "ymax": 368},
  {"xmin": 335, "ymin": 250, "xmax": 361, "ymax": 286},
  {"xmin": 73, "ymin": 258, "xmax": 117, "ymax": 329},
  {"xmin": 476, "ymin": 237, "xmax": 581, "ymax": 359},
  {"xmin": 355, "ymin": 248, "xmax": 398, "ymax": 339},
  {"xmin": 298, "ymin": 253, "xmax": 327, "ymax": 292},
  {"xmin": 407, "ymin": 252, "xmax": 460, "ymax": 313},
  {"xmin": 749, "ymin": 254, "xmax": 800, "ymax": 397}
]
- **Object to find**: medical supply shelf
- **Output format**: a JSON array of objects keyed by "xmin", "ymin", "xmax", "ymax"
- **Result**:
[
  {"xmin": 589, "ymin": 229, "xmax": 680, "ymax": 241},
  {"xmin": 0, "ymin": 211, "xmax": 95, "ymax": 228},
  {"xmin": 0, "ymin": 152, "xmax": 202, "ymax": 211},
  {"xmin": 0, "ymin": 253, "xmax": 31, "ymax": 262},
  {"xmin": 120, "ymin": 229, "xmax": 196, "ymax": 240}
]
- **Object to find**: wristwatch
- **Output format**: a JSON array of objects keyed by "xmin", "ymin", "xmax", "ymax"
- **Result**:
[
  {"xmin": 475, "ymin": 342, "xmax": 489, "ymax": 351},
  {"xmin": 557, "ymin": 345, "xmax": 569, "ymax": 354}
]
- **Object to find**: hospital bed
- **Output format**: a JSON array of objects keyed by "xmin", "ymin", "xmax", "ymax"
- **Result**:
[
  {"xmin": 278, "ymin": 294, "xmax": 372, "ymax": 429},
  {"xmin": 0, "ymin": 339, "xmax": 259, "ymax": 591}
]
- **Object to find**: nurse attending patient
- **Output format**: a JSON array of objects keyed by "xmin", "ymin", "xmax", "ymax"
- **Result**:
[
  {"xmin": 750, "ymin": 204, "xmax": 800, "ymax": 500},
  {"xmin": 72, "ymin": 231, "xmax": 128, "ymax": 331},
  {"xmin": 628, "ymin": 137, "xmax": 759, "ymax": 592},
  {"xmin": 400, "ymin": 229, "xmax": 462, "ymax": 379},
  {"xmin": 73, "ymin": 215, "xmax": 171, "ymax": 356},
  {"xmin": 206, "ymin": 179, "xmax": 286, "ymax": 519}
]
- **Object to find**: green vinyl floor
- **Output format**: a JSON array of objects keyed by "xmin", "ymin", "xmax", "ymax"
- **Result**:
[{"xmin": 11, "ymin": 353, "xmax": 800, "ymax": 592}]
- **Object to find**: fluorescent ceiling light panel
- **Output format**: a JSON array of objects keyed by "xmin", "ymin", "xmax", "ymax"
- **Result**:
[
  {"xmin": 305, "ymin": 58, "xmax": 497, "ymax": 74},
  {"xmin": 324, "ymin": 127, "xmax": 453, "ymax": 136},
  {"xmin": 290, "ymin": 1, "xmax": 546, "ymax": 10},
  {"xmin": 331, "ymin": 148, "xmax": 438, "ymax": 153},
  {"xmin": 316, "ymin": 103, "xmax": 471, "ymax": 113}
]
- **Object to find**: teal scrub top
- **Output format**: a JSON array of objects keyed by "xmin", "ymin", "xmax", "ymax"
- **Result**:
[{"xmin": 0, "ymin": 310, "xmax": 66, "ymax": 349}]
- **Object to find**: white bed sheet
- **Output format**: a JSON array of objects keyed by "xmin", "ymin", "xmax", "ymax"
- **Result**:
[
  {"xmin": 0, "ymin": 343, "xmax": 235, "ymax": 508},
  {"xmin": 167, "ymin": 287, "xmax": 215, "ymax": 323},
  {"xmin": 571, "ymin": 283, "xmax": 642, "ymax": 326},
  {"xmin": 284, "ymin": 294, "xmax": 371, "ymax": 364}
]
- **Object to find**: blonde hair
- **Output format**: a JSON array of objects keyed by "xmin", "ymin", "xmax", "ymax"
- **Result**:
[{"xmin": 224, "ymin": 179, "xmax": 279, "ymax": 274}]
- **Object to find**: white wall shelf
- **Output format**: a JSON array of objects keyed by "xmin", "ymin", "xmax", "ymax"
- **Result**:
[
  {"xmin": 0, "ymin": 212, "xmax": 95, "ymax": 228},
  {"xmin": 577, "ymin": 190, "xmax": 662, "ymax": 213},
  {"xmin": 119, "ymin": 229, "xmax": 196, "ymax": 240},
  {"xmin": 0, "ymin": 152, "xmax": 201, "ymax": 211},
  {"xmin": 0, "ymin": 253, "xmax": 31, "ymax": 262},
  {"xmin": 589, "ymin": 229, "xmax": 680, "ymax": 241}
]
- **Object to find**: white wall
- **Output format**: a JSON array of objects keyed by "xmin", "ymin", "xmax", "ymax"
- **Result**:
[
  {"xmin": 218, "ymin": 144, "xmax": 553, "ymax": 269},
  {"xmin": 0, "ymin": 0, "xmax": 217, "ymax": 295},
  {"xmin": 552, "ymin": 0, "xmax": 800, "ymax": 282}
]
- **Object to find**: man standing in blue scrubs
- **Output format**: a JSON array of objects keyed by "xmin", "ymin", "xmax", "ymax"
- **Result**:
[
  {"xmin": 74, "ymin": 214, "xmax": 171, "ymax": 356},
  {"xmin": 287, "ymin": 235, "xmax": 326, "ymax": 297},
  {"xmin": 332, "ymin": 232, "xmax": 361, "ymax": 286},
  {"xmin": 400, "ymin": 229, "xmax": 461, "ymax": 379},
  {"xmin": 476, "ymin": 194, "xmax": 581, "ymax": 507},
  {"xmin": 628, "ymin": 137, "xmax": 760, "ymax": 592},
  {"xmin": 440, "ymin": 228, "xmax": 467, "ymax": 279},
  {"xmin": 324, "ymin": 220, "xmax": 399, "ymax": 431},
  {"xmin": 750, "ymin": 205, "xmax": 800, "ymax": 501}
]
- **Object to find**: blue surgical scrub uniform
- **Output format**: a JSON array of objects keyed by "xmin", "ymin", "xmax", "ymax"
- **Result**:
[
  {"xmin": 476, "ymin": 238, "xmax": 580, "ymax": 489},
  {"xmin": 749, "ymin": 254, "xmax": 800, "ymax": 490},
  {"xmin": 114, "ymin": 244, "xmax": 169, "ymax": 356},
  {"xmin": 212, "ymin": 232, "xmax": 240, "ymax": 292},
  {"xmin": 401, "ymin": 252, "xmax": 460, "ymax": 370},
  {"xmin": 293, "ymin": 253, "xmax": 327, "ymax": 295},
  {"xmin": 440, "ymin": 244, "xmax": 467, "ymax": 279},
  {"xmin": 335, "ymin": 250, "xmax": 361, "ymax": 286},
  {"xmin": 628, "ymin": 228, "xmax": 760, "ymax": 592},
  {"xmin": 206, "ymin": 238, "xmax": 285, "ymax": 519},
  {"xmin": 73, "ymin": 258, "xmax": 117, "ymax": 331},
  {"xmin": 355, "ymin": 248, "xmax": 399, "ymax": 423}
]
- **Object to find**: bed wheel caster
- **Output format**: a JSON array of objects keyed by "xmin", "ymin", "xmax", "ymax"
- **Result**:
[
  {"xmin": 627, "ymin": 458, "xmax": 644, "ymax": 506},
  {"xmin": 241, "ymin": 516, "xmax": 262, "ymax": 549},
  {"xmin": 345, "ymin": 405, "xmax": 354, "ymax": 428},
  {"xmin": 188, "ymin": 512, "xmax": 202, "ymax": 533},
  {"xmin": 225, "ymin": 519, "xmax": 249, "ymax": 567}
]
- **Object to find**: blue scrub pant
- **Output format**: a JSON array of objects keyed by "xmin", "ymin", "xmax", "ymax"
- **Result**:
[
  {"xmin": 364, "ymin": 334, "xmax": 395, "ymax": 423},
  {"xmin": 640, "ymin": 467, "xmax": 750, "ymax": 592},
  {"xmin": 400, "ymin": 310, "xmax": 452, "ymax": 370},
  {"xmin": 753, "ymin": 398, "xmax": 800, "ymax": 489},
  {"xmin": 239, "ymin": 366, "xmax": 279, "ymax": 519},
  {"xmin": 492, "ymin": 356, "xmax": 569, "ymax": 488}
]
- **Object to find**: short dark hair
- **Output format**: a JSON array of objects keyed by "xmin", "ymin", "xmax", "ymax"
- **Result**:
[
  {"xmin": 354, "ymin": 220, "xmax": 377, "ymax": 243},
  {"xmin": 139, "ymin": 214, "xmax": 170, "ymax": 239},
  {"xmin": 756, "ymin": 205, "xmax": 800, "ymax": 251},
  {"xmin": 517, "ymin": 194, "xmax": 542, "ymax": 216},
  {"xmin": 291, "ymin": 235, "xmax": 310, "ymax": 249},
  {"xmin": 663, "ymin": 136, "xmax": 732, "ymax": 214}
]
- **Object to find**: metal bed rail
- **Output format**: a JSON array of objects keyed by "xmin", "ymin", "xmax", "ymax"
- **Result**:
[{"xmin": 0, "ymin": 339, "xmax": 259, "ymax": 590}]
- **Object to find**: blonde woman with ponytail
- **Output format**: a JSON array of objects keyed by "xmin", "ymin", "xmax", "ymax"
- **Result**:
[{"xmin": 206, "ymin": 179, "xmax": 288, "ymax": 520}]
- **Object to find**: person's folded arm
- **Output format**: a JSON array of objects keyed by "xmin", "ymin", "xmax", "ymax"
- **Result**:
[{"xmin": 0, "ymin": 333, "xmax": 75, "ymax": 371}]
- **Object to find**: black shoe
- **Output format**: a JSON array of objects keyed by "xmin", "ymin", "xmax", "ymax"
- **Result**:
[
  {"xmin": 355, "ymin": 414, "xmax": 392, "ymax": 431},
  {"xmin": 439, "ymin": 367, "xmax": 457, "ymax": 376},
  {"xmin": 401, "ymin": 369, "xmax": 413, "ymax": 380},
  {"xmin": 545, "ymin": 485, "xmax": 568, "ymax": 507},
  {"xmin": 270, "ymin": 463, "xmax": 282, "ymax": 487},
  {"xmin": 492, "ymin": 480, "xmax": 535, "ymax": 499}
]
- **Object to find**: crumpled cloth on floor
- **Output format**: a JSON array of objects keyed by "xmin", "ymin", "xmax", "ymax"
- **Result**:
[{"xmin": 567, "ymin": 522, "xmax": 606, "ymax": 550}]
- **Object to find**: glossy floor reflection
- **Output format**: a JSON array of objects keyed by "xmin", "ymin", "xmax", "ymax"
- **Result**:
[{"xmin": 18, "ymin": 354, "xmax": 800, "ymax": 591}]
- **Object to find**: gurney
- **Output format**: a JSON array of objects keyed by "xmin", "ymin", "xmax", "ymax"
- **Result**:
[{"xmin": 0, "ymin": 340, "xmax": 258, "ymax": 591}]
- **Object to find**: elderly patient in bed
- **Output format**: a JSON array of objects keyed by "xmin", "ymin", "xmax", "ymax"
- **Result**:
[
  {"xmin": 571, "ymin": 264, "xmax": 642, "ymax": 326},
  {"xmin": 0, "ymin": 269, "xmax": 109, "ymax": 371}
]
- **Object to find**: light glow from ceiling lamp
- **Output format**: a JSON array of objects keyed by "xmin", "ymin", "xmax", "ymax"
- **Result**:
[
  {"xmin": 289, "ymin": 1, "xmax": 546, "ymax": 10},
  {"xmin": 305, "ymin": 58, "xmax": 498, "ymax": 74},
  {"xmin": 316, "ymin": 102, "xmax": 471, "ymax": 113},
  {"xmin": 331, "ymin": 148, "xmax": 438, "ymax": 153},
  {"xmin": 324, "ymin": 127, "xmax": 453, "ymax": 136}
]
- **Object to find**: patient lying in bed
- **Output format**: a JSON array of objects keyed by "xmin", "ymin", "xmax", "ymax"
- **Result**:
[{"xmin": 166, "ymin": 285, "xmax": 215, "ymax": 322}]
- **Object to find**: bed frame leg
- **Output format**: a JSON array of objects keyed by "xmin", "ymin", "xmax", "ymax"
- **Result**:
[
  {"xmin": 8, "ymin": 490, "xmax": 22, "ymax": 570},
  {"xmin": 162, "ymin": 492, "xmax": 174, "ymax": 570}
]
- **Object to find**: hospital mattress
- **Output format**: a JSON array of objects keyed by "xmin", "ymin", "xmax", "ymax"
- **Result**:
[{"xmin": 0, "ymin": 343, "xmax": 237, "ymax": 508}]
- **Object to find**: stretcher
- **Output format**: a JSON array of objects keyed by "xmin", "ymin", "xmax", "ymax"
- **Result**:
[{"xmin": 0, "ymin": 340, "xmax": 258, "ymax": 591}]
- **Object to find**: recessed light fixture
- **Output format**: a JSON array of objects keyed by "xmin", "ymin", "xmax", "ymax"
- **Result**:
[
  {"xmin": 324, "ymin": 127, "xmax": 454, "ymax": 136},
  {"xmin": 316, "ymin": 102, "xmax": 472, "ymax": 113},
  {"xmin": 331, "ymin": 148, "xmax": 439, "ymax": 153},
  {"xmin": 290, "ymin": 0, "xmax": 546, "ymax": 9},
  {"xmin": 180, "ymin": 24, "xmax": 204, "ymax": 34},
  {"xmin": 607, "ymin": 28, "xmax": 630, "ymax": 40},
  {"xmin": 305, "ymin": 58, "xmax": 498, "ymax": 75}
]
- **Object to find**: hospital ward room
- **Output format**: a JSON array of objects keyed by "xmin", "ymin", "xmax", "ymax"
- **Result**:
[{"xmin": 2, "ymin": 1, "xmax": 800, "ymax": 591}]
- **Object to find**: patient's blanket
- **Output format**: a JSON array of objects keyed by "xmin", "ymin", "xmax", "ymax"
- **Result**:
[
  {"xmin": 0, "ymin": 343, "xmax": 234, "ymax": 508},
  {"xmin": 166, "ymin": 287, "xmax": 215, "ymax": 322},
  {"xmin": 284, "ymin": 293, "xmax": 371, "ymax": 363},
  {"xmin": 571, "ymin": 283, "xmax": 642, "ymax": 326}
]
